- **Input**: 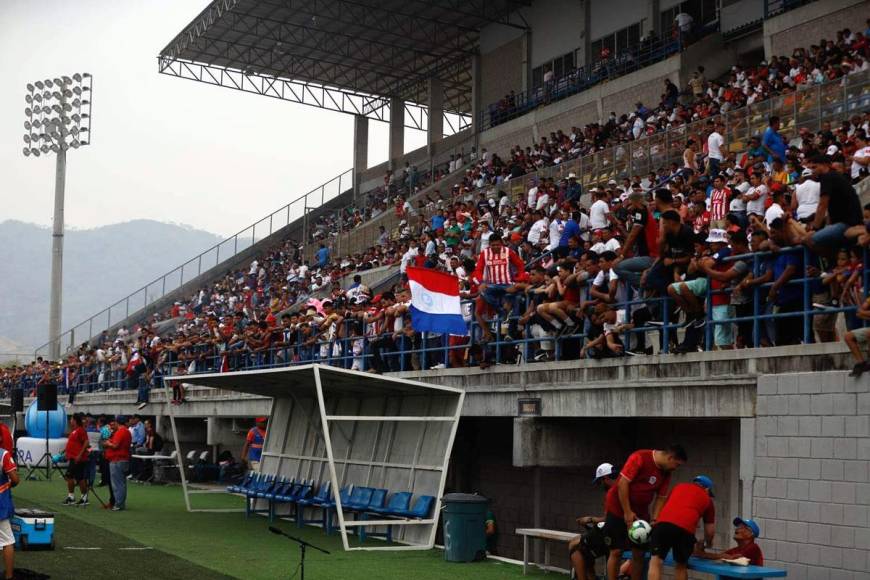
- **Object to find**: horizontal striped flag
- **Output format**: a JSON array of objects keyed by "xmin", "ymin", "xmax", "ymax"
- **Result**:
[{"xmin": 406, "ymin": 267, "xmax": 468, "ymax": 336}]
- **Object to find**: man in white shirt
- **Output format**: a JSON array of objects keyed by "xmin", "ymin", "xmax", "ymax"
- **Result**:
[
  {"xmin": 548, "ymin": 212, "xmax": 566, "ymax": 252},
  {"xmin": 589, "ymin": 190, "xmax": 611, "ymax": 230},
  {"xmin": 850, "ymin": 133, "xmax": 870, "ymax": 181},
  {"xmin": 590, "ymin": 228, "xmax": 621, "ymax": 254},
  {"xmin": 706, "ymin": 121, "xmax": 725, "ymax": 176},
  {"xmin": 400, "ymin": 241, "xmax": 419, "ymax": 274},
  {"xmin": 764, "ymin": 187, "xmax": 786, "ymax": 227},
  {"xmin": 793, "ymin": 168, "xmax": 820, "ymax": 221},
  {"xmin": 743, "ymin": 173, "xmax": 768, "ymax": 217},
  {"xmin": 527, "ymin": 181, "xmax": 539, "ymax": 208},
  {"xmin": 527, "ymin": 212, "xmax": 549, "ymax": 245},
  {"xmin": 675, "ymin": 12, "xmax": 693, "ymax": 34}
]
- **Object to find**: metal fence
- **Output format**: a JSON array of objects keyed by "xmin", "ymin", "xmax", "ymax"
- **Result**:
[
  {"xmin": 36, "ymin": 169, "xmax": 353, "ymax": 358},
  {"xmin": 496, "ymin": 71, "xmax": 870, "ymax": 207},
  {"xmin": 12, "ymin": 242, "xmax": 868, "ymax": 398},
  {"xmin": 481, "ymin": 33, "xmax": 684, "ymax": 131},
  {"xmin": 34, "ymin": 71, "xmax": 870, "ymax": 359}
]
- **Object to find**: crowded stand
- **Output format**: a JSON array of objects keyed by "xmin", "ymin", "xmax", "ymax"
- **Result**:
[{"xmin": 4, "ymin": 27, "xmax": 870, "ymax": 397}]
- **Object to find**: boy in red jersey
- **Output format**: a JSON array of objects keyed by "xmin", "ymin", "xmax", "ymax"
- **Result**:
[
  {"xmin": 63, "ymin": 413, "xmax": 91, "ymax": 507},
  {"xmin": 648, "ymin": 475, "xmax": 716, "ymax": 580},
  {"xmin": 602, "ymin": 445, "xmax": 687, "ymax": 580}
]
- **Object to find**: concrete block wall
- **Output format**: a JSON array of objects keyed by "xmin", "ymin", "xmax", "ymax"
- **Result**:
[
  {"xmin": 764, "ymin": 0, "xmax": 869, "ymax": 60},
  {"xmin": 480, "ymin": 35, "xmax": 526, "ymax": 114},
  {"xmin": 754, "ymin": 371, "xmax": 870, "ymax": 580}
]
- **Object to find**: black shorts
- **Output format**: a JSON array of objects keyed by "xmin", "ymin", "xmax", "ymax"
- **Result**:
[
  {"xmin": 579, "ymin": 525, "xmax": 609, "ymax": 560},
  {"xmin": 601, "ymin": 513, "xmax": 650, "ymax": 552},
  {"xmin": 65, "ymin": 460, "xmax": 88, "ymax": 482},
  {"xmin": 650, "ymin": 522, "xmax": 697, "ymax": 564}
]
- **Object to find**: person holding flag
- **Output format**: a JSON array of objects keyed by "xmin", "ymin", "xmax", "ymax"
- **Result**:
[{"xmin": 470, "ymin": 233, "xmax": 529, "ymax": 341}]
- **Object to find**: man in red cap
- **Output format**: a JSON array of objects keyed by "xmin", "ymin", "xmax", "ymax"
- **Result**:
[{"xmin": 242, "ymin": 417, "xmax": 268, "ymax": 472}]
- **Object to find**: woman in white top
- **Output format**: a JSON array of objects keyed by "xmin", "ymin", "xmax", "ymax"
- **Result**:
[{"xmin": 791, "ymin": 170, "xmax": 820, "ymax": 222}]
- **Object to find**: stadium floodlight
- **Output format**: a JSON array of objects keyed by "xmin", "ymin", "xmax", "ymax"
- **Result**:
[{"xmin": 21, "ymin": 72, "xmax": 93, "ymax": 360}]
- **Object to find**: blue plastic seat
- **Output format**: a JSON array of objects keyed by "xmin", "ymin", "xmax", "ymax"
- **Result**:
[
  {"xmin": 297, "ymin": 481, "xmax": 330, "ymax": 508},
  {"xmin": 227, "ymin": 471, "xmax": 255, "ymax": 493},
  {"xmin": 367, "ymin": 491, "xmax": 411, "ymax": 515},
  {"xmin": 321, "ymin": 486, "xmax": 353, "ymax": 535},
  {"xmin": 343, "ymin": 487, "xmax": 374, "ymax": 511},
  {"xmin": 391, "ymin": 495, "xmax": 435, "ymax": 519}
]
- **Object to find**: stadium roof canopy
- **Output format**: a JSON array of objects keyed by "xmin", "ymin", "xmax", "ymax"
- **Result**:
[{"xmin": 158, "ymin": 0, "xmax": 528, "ymax": 133}]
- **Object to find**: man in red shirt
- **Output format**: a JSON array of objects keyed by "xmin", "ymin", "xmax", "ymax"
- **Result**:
[
  {"xmin": 63, "ymin": 413, "xmax": 91, "ymax": 507},
  {"xmin": 470, "ymin": 233, "xmax": 529, "ymax": 341},
  {"xmin": 103, "ymin": 415, "xmax": 132, "ymax": 511},
  {"xmin": 648, "ymin": 475, "xmax": 716, "ymax": 580},
  {"xmin": 695, "ymin": 517, "xmax": 764, "ymax": 573},
  {"xmin": 602, "ymin": 445, "xmax": 687, "ymax": 580},
  {"xmin": 0, "ymin": 424, "xmax": 11, "ymax": 455}
]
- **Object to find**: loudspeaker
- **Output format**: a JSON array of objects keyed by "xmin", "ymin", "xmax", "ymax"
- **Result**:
[
  {"xmin": 10, "ymin": 390, "xmax": 23, "ymax": 414},
  {"xmin": 36, "ymin": 383, "xmax": 58, "ymax": 411}
]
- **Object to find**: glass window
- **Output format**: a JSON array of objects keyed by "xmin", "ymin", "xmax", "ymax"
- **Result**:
[{"xmin": 532, "ymin": 65, "xmax": 543, "ymax": 90}]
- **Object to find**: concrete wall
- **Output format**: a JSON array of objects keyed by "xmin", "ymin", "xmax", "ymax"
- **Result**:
[
  {"xmin": 590, "ymin": 0, "xmax": 649, "ymax": 39},
  {"xmin": 523, "ymin": 0, "xmax": 585, "ymax": 68},
  {"xmin": 452, "ymin": 416, "xmax": 738, "ymax": 568},
  {"xmin": 480, "ymin": 35, "xmax": 527, "ymax": 114},
  {"xmin": 479, "ymin": 50, "xmax": 683, "ymax": 160},
  {"xmin": 753, "ymin": 371, "xmax": 870, "ymax": 580},
  {"xmin": 763, "ymin": 0, "xmax": 869, "ymax": 60}
]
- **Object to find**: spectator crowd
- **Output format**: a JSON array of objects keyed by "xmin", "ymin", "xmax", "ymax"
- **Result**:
[{"xmin": 3, "ymin": 26, "xmax": 870, "ymax": 396}]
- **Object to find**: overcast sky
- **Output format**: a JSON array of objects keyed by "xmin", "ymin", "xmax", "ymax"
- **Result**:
[{"xmin": 1, "ymin": 0, "xmax": 426, "ymax": 237}]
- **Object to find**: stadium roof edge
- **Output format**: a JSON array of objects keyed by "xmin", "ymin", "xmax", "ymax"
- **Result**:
[{"xmin": 157, "ymin": 0, "xmax": 530, "ymax": 130}]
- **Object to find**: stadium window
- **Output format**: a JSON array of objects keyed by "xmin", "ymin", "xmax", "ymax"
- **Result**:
[
  {"xmin": 591, "ymin": 21, "xmax": 641, "ymax": 60},
  {"xmin": 661, "ymin": 0, "xmax": 718, "ymax": 32},
  {"xmin": 531, "ymin": 51, "xmax": 576, "ymax": 90}
]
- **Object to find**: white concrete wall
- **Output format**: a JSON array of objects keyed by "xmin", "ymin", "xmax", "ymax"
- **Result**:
[
  {"xmin": 754, "ymin": 372, "xmax": 870, "ymax": 580},
  {"xmin": 590, "ymin": 0, "xmax": 649, "ymax": 39},
  {"xmin": 522, "ymin": 0, "xmax": 586, "ymax": 68}
]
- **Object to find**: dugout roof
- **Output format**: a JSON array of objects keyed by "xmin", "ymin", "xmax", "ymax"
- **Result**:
[{"xmin": 158, "ymin": 0, "xmax": 528, "ymax": 130}]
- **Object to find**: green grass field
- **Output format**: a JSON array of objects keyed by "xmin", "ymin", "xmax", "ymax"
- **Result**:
[{"xmin": 12, "ymin": 478, "xmax": 548, "ymax": 579}]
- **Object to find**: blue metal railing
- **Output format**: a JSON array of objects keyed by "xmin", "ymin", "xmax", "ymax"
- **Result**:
[
  {"xmin": 9, "ymin": 243, "xmax": 867, "ymax": 399},
  {"xmin": 481, "ymin": 33, "xmax": 684, "ymax": 131}
]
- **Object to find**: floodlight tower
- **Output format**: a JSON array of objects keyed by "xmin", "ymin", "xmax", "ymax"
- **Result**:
[{"xmin": 22, "ymin": 73, "xmax": 93, "ymax": 360}]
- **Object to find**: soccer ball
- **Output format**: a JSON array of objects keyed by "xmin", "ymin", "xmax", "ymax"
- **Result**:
[{"xmin": 628, "ymin": 519, "xmax": 652, "ymax": 544}]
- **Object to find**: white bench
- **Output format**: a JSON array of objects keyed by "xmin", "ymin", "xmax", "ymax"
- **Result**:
[{"xmin": 515, "ymin": 527, "xmax": 577, "ymax": 575}]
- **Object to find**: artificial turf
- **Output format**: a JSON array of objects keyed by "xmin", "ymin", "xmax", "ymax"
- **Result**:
[{"xmin": 12, "ymin": 478, "xmax": 549, "ymax": 579}]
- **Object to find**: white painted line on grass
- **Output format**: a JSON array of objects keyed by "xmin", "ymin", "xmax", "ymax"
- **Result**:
[
  {"xmin": 64, "ymin": 547, "xmax": 102, "ymax": 550},
  {"xmin": 119, "ymin": 547, "xmax": 154, "ymax": 550}
]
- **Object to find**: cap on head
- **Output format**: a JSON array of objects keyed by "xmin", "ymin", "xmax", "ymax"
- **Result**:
[
  {"xmin": 693, "ymin": 474, "xmax": 715, "ymax": 496},
  {"xmin": 705, "ymin": 228, "xmax": 729, "ymax": 244},
  {"xmin": 255, "ymin": 416, "xmax": 267, "ymax": 424},
  {"xmin": 733, "ymin": 517, "xmax": 760, "ymax": 537},
  {"xmin": 592, "ymin": 462, "xmax": 615, "ymax": 483}
]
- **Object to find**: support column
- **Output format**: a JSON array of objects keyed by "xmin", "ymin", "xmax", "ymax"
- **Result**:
[
  {"xmin": 352, "ymin": 114, "xmax": 369, "ymax": 198},
  {"xmin": 582, "ymin": 0, "xmax": 592, "ymax": 67},
  {"xmin": 388, "ymin": 97, "xmax": 404, "ymax": 171},
  {"xmin": 427, "ymin": 77, "xmax": 443, "ymax": 157},
  {"xmin": 648, "ymin": 0, "xmax": 661, "ymax": 37},
  {"xmin": 471, "ymin": 52, "xmax": 482, "ymax": 142},
  {"xmin": 521, "ymin": 29, "xmax": 532, "ymax": 93}
]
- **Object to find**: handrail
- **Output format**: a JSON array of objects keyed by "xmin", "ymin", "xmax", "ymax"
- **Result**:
[
  {"xmin": 36, "ymin": 168, "xmax": 354, "ymax": 357},
  {"xmin": 9, "ymin": 243, "xmax": 866, "ymax": 395}
]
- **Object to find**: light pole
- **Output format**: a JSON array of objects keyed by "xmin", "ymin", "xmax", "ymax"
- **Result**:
[{"xmin": 23, "ymin": 73, "xmax": 93, "ymax": 360}]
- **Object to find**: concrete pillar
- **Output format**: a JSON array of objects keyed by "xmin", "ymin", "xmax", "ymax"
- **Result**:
[
  {"xmin": 582, "ymin": 0, "xmax": 592, "ymax": 67},
  {"xmin": 521, "ymin": 29, "xmax": 532, "ymax": 93},
  {"xmin": 648, "ymin": 0, "xmax": 661, "ymax": 36},
  {"xmin": 427, "ymin": 77, "xmax": 443, "ymax": 154},
  {"xmin": 388, "ymin": 97, "xmax": 404, "ymax": 170},
  {"xmin": 352, "ymin": 114, "xmax": 368, "ymax": 197},
  {"xmin": 470, "ymin": 52, "xmax": 482, "ymax": 142}
]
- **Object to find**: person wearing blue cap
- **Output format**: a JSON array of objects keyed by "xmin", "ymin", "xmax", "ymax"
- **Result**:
[
  {"xmin": 694, "ymin": 516, "xmax": 764, "ymax": 569},
  {"xmin": 648, "ymin": 475, "xmax": 716, "ymax": 580}
]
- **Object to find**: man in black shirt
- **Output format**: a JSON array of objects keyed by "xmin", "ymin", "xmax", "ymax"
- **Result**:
[{"xmin": 804, "ymin": 154, "xmax": 861, "ymax": 254}]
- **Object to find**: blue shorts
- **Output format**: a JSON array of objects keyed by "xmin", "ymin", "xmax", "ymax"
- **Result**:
[{"xmin": 811, "ymin": 223, "xmax": 848, "ymax": 247}]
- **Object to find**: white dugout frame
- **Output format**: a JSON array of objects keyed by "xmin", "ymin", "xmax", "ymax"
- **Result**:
[{"xmin": 163, "ymin": 364, "xmax": 464, "ymax": 551}]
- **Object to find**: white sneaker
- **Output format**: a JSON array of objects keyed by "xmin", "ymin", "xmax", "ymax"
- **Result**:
[{"xmin": 429, "ymin": 363, "xmax": 447, "ymax": 370}]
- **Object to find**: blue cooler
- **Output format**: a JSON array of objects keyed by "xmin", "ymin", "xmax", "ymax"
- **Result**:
[{"xmin": 11, "ymin": 509, "xmax": 55, "ymax": 550}]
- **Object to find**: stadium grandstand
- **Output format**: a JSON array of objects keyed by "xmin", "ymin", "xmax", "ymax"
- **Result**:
[{"xmin": 6, "ymin": 1, "xmax": 870, "ymax": 578}]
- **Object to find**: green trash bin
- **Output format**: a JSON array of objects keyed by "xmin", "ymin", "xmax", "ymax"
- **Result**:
[{"xmin": 441, "ymin": 493, "xmax": 489, "ymax": 563}]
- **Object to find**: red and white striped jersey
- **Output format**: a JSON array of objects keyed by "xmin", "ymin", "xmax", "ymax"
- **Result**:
[
  {"xmin": 471, "ymin": 246, "xmax": 529, "ymax": 285},
  {"xmin": 709, "ymin": 187, "xmax": 730, "ymax": 221}
]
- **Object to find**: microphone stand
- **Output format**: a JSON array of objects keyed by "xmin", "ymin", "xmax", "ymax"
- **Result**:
[{"xmin": 268, "ymin": 526, "xmax": 330, "ymax": 580}]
